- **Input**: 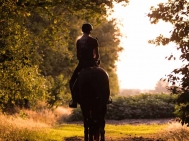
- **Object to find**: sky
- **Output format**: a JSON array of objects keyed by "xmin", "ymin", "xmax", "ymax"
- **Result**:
[{"xmin": 109, "ymin": 0, "xmax": 183, "ymax": 90}]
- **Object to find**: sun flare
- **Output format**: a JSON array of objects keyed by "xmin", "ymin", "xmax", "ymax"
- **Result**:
[{"xmin": 109, "ymin": 0, "xmax": 183, "ymax": 90}]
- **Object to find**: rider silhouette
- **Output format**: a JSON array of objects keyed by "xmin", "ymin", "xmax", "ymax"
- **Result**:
[{"xmin": 69, "ymin": 23, "xmax": 100, "ymax": 108}]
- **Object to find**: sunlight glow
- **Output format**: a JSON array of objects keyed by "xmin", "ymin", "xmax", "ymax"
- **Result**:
[{"xmin": 109, "ymin": 0, "xmax": 183, "ymax": 90}]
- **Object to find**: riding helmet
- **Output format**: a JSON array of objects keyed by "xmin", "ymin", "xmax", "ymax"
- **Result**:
[{"xmin": 82, "ymin": 23, "xmax": 93, "ymax": 34}]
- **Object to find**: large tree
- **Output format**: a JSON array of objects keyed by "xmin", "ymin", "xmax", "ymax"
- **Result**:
[{"xmin": 148, "ymin": 0, "xmax": 189, "ymax": 125}]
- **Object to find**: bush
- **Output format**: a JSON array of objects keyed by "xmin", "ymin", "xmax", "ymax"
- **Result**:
[
  {"xmin": 106, "ymin": 93, "xmax": 176, "ymax": 120},
  {"xmin": 69, "ymin": 93, "xmax": 177, "ymax": 121}
]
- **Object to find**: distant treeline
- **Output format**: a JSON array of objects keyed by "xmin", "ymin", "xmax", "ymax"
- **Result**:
[{"xmin": 120, "ymin": 80, "xmax": 170, "ymax": 96}]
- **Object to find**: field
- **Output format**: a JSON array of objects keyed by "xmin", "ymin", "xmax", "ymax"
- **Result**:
[{"xmin": 1, "ymin": 107, "xmax": 189, "ymax": 141}]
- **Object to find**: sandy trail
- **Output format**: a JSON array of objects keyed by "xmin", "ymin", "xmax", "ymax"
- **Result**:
[{"xmin": 66, "ymin": 118, "xmax": 174, "ymax": 125}]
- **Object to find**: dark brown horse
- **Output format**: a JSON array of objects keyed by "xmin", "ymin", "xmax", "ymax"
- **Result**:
[{"xmin": 74, "ymin": 66, "xmax": 110, "ymax": 141}]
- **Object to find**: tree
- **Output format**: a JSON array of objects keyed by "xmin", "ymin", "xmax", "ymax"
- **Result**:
[
  {"xmin": 0, "ymin": 0, "xmax": 48, "ymax": 111},
  {"xmin": 148, "ymin": 0, "xmax": 189, "ymax": 125},
  {"xmin": 155, "ymin": 80, "xmax": 169, "ymax": 93}
]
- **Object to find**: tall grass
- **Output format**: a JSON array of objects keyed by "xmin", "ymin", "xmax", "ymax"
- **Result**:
[
  {"xmin": 0, "ymin": 106, "xmax": 72, "ymax": 140},
  {"xmin": 20, "ymin": 106, "xmax": 72, "ymax": 125},
  {"xmin": 0, "ymin": 113, "xmax": 49, "ymax": 140},
  {"xmin": 158, "ymin": 121, "xmax": 189, "ymax": 141}
]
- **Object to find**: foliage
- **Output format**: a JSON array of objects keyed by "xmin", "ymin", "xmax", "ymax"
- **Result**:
[
  {"xmin": 0, "ymin": 0, "xmax": 48, "ymax": 111},
  {"xmin": 69, "ymin": 93, "xmax": 177, "ymax": 121},
  {"xmin": 0, "ymin": 0, "xmax": 128, "ymax": 111},
  {"xmin": 106, "ymin": 93, "xmax": 176, "ymax": 120},
  {"xmin": 148, "ymin": 0, "xmax": 189, "ymax": 125}
]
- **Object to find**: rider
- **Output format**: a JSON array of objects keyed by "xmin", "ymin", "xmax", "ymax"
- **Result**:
[{"xmin": 69, "ymin": 23, "xmax": 100, "ymax": 108}]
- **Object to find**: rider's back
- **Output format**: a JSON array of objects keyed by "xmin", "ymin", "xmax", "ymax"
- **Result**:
[{"xmin": 77, "ymin": 36, "xmax": 98, "ymax": 61}]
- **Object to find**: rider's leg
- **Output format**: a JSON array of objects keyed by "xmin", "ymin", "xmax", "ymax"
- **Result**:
[{"xmin": 69, "ymin": 65, "xmax": 82, "ymax": 108}]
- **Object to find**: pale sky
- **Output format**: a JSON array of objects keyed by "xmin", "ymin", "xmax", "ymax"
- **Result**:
[{"xmin": 109, "ymin": 0, "xmax": 183, "ymax": 90}]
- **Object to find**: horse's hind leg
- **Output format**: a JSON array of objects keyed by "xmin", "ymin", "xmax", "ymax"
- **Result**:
[
  {"xmin": 84, "ymin": 126, "xmax": 89, "ymax": 141},
  {"xmin": 83, "ymin": 118, "xmax": 89, "ymax": 141},
  {"xmin": 89, "ymin": 128, "xmax": 93, "ymax": 141},
  {"xmin": 89, "ymin": 118, "xmax": 94, "ymax": 141},
  {"xmin": 100, "ymin": 128, "xmax": 105, "ymax": 141},
  {"xmin": 94, "ymin": 129, "xmax": 100, "ymax": 141},
  {"xmin": 100, "ymin": 119, "xmax": 105, "ymax": 141},
  {"xmin": 100, "ymin": 106, "xmax": 107, "ymax": 141},
  {"xmin": 92, "ymin": 119, "xmax": 100, "ymax": 141}
]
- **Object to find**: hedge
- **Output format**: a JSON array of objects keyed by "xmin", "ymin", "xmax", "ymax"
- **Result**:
[{"xmin": 68, "ymin": 93, "xmax": 177, "ymax": 121}]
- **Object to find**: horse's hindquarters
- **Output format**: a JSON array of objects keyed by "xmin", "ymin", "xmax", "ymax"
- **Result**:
[{"xmin": 77, "ymin": 67, "xmax": 109, "ymax": 141}]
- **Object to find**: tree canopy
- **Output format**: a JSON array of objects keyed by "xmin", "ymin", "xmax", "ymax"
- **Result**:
[{"xmin": 148, "ymin": 0, "xmax": 189, "ymax": 125}]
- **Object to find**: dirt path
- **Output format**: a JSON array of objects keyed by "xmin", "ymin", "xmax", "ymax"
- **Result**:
[
  {"xmin": 67, "ymin": 118, "xmax": 174, "ymax": 125},
  {"xmin": 106, "ymin": 118, "xmax": 174, "ymax": 125}
]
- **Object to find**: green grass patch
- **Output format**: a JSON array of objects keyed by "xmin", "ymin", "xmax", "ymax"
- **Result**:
[
  {"xmin": 3, "ymin": 123, "xmax": 165, "ymax": 140},
  {"xmin": 47, "ymin": 124, "xmax": 84, "ymax": 140},
  {"xmin": 105, "ymin": 124, "xmax": 167, "ymax": 139},
  {"xmin": 43, "ymin": 123, "xmax": 167, "ymax": 141}
]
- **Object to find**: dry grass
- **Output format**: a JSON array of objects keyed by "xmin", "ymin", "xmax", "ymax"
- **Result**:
[
  {"xmin": 157, "ymin": 121, "xmax": 189, "ymax": 141},
  {"xmin": 0, "ymin": 105, "xmax": 73, "ymax": 140},
  {"xmin": 20, "ymin": 106, "xmax": 72, "ymax": 125},
  {"xmin": 0, "ymin": 113, "xmax": 47, "ymax": 140}
]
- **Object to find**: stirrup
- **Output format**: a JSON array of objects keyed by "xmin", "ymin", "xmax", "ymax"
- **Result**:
[{"xmin": 69, "ymin": 100, "xmax": 77, "ymax": 108}]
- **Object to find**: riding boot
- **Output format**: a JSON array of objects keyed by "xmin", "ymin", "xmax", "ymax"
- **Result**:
[
  {"xmin": 69, "ymin": 100, "xmax": 77, "ymax": 108},
  {"xmin": 107, "ymin": 96, "xmax": 112, "ymax": 104},
  {"xmin": 69, "ymin": 83, "xmax": 77, "ymax": 108}
]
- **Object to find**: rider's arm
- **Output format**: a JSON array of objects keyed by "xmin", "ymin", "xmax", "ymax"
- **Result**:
[
  {"xmin": 93, "ymin": 39, "xmax": 100, "ymax": 60},
  {"xmin": 76, "ymin": 40, "xmax": 80, "ymax": 60}
]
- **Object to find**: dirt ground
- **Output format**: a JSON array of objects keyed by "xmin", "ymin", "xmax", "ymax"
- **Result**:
[
  {"xmin": 65, "ymin": 118, "xmax": 174, "ymax": 141},
  {"xmin": 106, "ymin": 118, "xmax": 174, "ymax": 125}
]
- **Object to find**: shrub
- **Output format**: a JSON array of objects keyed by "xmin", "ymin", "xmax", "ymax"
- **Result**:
[
  {"xmin": 69, "ymin": 93, "xmax": 177, "ymax": 121},
  {"xmin": 106, "ymin": 93, "xmax": 176, "ymax": 120}
]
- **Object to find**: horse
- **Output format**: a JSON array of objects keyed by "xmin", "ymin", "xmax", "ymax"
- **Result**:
[{"xmin": 74, "ymin": 66, "xmax": 110, "ymax": 141}]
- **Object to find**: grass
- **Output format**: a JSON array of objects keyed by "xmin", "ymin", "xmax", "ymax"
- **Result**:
[
  {"xmin": 34, "ymin": 123, "xmax": 167, "ymax": 141},
  {"xmin": 1, "ymin": 107, "xmax": 189, "ymax": 141},
  {"xmin": 105, "ymin": 124, "xmax": 167, "ymax": 138}
]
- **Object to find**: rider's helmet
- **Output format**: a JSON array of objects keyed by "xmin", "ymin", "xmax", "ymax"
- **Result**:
[{"xmin": 82, "ymin": 23, "xmax": 93, "ymax": 34}]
